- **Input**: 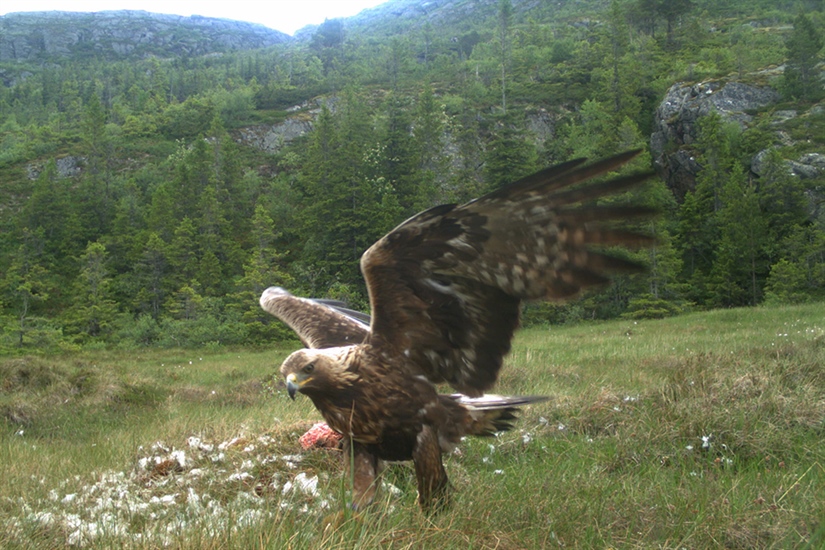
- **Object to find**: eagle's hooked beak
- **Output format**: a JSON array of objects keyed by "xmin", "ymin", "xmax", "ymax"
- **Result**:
[{"xmin": 286, "ymin": 373, "xmax": 299, "ymax": 400}]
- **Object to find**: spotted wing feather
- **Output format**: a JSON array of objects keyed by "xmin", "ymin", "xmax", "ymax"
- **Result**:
[{"xmin": 361, "ymin": 150, "xmax": 654, "ymax": 396}]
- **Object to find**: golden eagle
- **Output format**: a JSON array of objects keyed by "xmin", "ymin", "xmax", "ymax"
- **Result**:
[{"xmin": 260, "ymin": 150, "xmax": 654, "ymax": 511}]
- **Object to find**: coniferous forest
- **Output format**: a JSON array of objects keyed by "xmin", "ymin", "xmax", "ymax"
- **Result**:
[{"xmin": 1, "ymin": 0, "xmax": 824, "ymax": 352}]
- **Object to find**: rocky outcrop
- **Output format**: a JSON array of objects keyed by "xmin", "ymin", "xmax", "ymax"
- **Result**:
[
  {"xmin": 237, "ymin": 119, "xmax": 314, "ymax": 153},
  {"xmin": 26, "ymin": 156, "xmax": 85, "ymax": 180},
  {"xmin": 526, "ymin": 108, "xmax": 557, "ymax": 149},
  {"xmin": 234, "ymin": 97, "xmax": 339, "ymax": 153},
  {"xmin": 752, "ymin": 149, "xmax": 825, "ymax": 179},
  {"xmin": 0, "ymin": 11, "xmax": 290, "ymax": 62},
  {"xmin": 651, "ymin": 80, "xmax": 781, "ymax": 199}
]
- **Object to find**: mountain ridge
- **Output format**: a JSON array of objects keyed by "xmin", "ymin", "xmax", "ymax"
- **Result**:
[{"xmin": 0, "ymin": 10, "xmax": 292, "ymax": 62}]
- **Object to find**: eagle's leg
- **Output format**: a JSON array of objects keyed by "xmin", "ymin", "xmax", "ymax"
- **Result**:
[
  {"xmin": 342, "ymin": 437, "xmax": 380, "ymax": 510},
  {"xmin": 412, "ymin": 425, "xmax": 450, "ymax": 512}
]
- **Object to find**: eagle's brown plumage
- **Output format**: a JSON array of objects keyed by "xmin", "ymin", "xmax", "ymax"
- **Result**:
[{"xmin": 261, "ymin": 150, "xmax": 655, "ymax": 511}]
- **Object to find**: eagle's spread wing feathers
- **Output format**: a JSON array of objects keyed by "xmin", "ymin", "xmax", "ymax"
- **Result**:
[
  {"xmin": 311, "ymin": 298, "xmax": 372, "ymax": 326},
  {"xmin": 361, "ymin": 150, "xmax": 654, "ymax": 396},
  {"xmin": 259, "ymin": 287, "xmax": 369, "ymax": 349}
]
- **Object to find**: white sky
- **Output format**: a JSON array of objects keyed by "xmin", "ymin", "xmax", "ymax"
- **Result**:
[{"xmin": 0, "ymin": 0, "xmax": 388, "ymax": 36}]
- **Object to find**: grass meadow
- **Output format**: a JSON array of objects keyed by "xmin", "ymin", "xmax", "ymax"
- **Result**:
[{"xmin": 1, "ymin": 303, "xmax": 823, "ymax": 549}]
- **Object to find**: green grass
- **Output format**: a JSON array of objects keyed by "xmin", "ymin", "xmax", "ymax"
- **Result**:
[{"xmin": 1, "ymin": 303, "xmax": 823, "ymax": 548}]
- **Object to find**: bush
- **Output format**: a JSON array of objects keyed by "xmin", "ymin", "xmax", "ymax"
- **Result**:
[
  {"xmin": 621, "ymin": 295, "xmax": 685, "ymax": 320},
  {"xmin": 115, "ymin": 313, "xmax": 162, "ymax": 348},
  {"xmin": 156, "ymin": 315, "xmax": 248, "ymax": 348}
]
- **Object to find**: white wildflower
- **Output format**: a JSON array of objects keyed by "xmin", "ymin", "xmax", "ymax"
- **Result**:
[
  {"xmin": 170, "ymin": 450, "xmax": 188, "ymax": 468},
  {"xmin": 293, "ymin": 472, "xmax": 319, "ymax": 496},
  {"xmin": 228, "ymin": 472, "xmax": 253, "ymax": 482}
]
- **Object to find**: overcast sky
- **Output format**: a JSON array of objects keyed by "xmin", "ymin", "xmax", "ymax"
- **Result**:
[{"xmin": 0, "ymin": 0, "xmax": 388, "ymax": 35}]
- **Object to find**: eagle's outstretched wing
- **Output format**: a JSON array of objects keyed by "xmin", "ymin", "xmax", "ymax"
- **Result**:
[
  {"xmin": 259, "ymin": 287, "xmax": 369, "ymax": 349},
  {"xmin": 361, "ymin": 150, "xmax": 655, "ymax": 396}
]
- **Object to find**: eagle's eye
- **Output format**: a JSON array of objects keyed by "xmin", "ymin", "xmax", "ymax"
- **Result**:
[{"xmin": 303, "ymin": 362, "xmax": 315, "ymax": 374}]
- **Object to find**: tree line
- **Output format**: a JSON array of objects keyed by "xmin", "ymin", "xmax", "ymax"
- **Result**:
[{"xmin": 0, "ymin": 0, "xmax": 823, "ymax": 351}]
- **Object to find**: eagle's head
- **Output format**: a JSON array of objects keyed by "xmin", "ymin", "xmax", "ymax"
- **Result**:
[{"xmin": 279, "ymin": 347, "xmax": 356, "ymax": 400}]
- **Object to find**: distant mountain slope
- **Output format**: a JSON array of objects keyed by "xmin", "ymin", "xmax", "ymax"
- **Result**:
[
  {"xmin": 0, "ymin": 10, "xmax": 292, "ymax": 62},
  {"xmin": 294, "ymin": 0, "xmax": 600, "ymax": 39}
]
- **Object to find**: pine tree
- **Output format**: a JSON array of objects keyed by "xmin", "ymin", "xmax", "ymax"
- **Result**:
[
  {"xmin": 783, "ymin": 14, "xmax": 824, "ymax": 101},
  {"xmin": 561, "ymin": 100, "xmax": 615, "ymax": 160},
  {"xmin": 707, "ymin": 164, "xmax": 767, "ymax": 306},
  {"xmin": 133, "ymin": 233, "xmax": 169, "ymax": 319},
  {"xmin": 484, "ymin": 112, "xmax": 539, "ymax": 191},
  {"xmin": 21, "ymin": 161, "xmax": 81, "ymax": 279},
  {"xmin": 764, "ymin": 224, "xmax": 825, "ymax": 304},
  {"xmin": 498, "ymin": 0, "xmax": 514, "ymax": 113},
  {"xmin": 65, "ymin": 241, "xmax": 118, "ymax": 340},
  {"xmin": 656, "ymin": 0, "xmax": 694, "ymax": 46},
  {"xmin": 229, "ymin": 203, "xmax": 295, "ymax": 342},
  {"xmin": 414, "ymin": 86, "xmax": 448, "ymax": 204},
  {"xmin": 675, "ymin": 112, "xmax": 738, "ymax": 305},
  {"xmin": 311, "ymin": 19, "xmax": 346, "ymax": 77},
  {"xmin": 381, "ymin": 93, "xmax": 424, "ymax": 214},
  {"xmin": 167, "ymin": 217, "xmax": 199, "ymax": 290},
  {"xmin": 300, "ymin": 98, "xmax": 402, "ymax": 293},
  {"xmin": 1, "ymin": 229, "xmax": 54, "ymax": 347},
  {"xmin": 79, "ymin": 92, "xmax": 113, "ymax": 239}
]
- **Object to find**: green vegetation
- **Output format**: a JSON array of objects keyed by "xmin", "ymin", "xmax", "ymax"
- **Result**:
[
  {"xmin": 1, "ymin": 4, "xmax": 823, "ymax": 547},
  {"xmin": 1, "ymin": 0, "xmax": 824, "ymax": 351},
  {"xmin": 1, "ymin": 303, "xmax": 822, "ymax": 547}
]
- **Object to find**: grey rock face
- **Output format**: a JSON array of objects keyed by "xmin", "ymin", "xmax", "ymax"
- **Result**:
[
  {"xmin": 754, "ymin": 148, "xmax": 825, "ymax": 179},
  {"xmin": 26, "ymin": 156, "xmax": 85, "ymax": 180},
  {"xmin": 651, "ymin": 81, "xmax": 781, "ymax": 199},
  {"xmin": 237, "ymin": 119, "xmax": 314, "ymax": 153},
  {"xmin": 0, "ymin": 11, "xmax": 291, "ymax": 62}
]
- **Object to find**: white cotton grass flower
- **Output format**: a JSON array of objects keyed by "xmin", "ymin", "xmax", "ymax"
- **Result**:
[
  {"xmin": 7, "ymin": 433, "xmax": 336, "ymax": 547},
  {"xmin": 228, "ymin": 472, "xmax": 254, "ymax": 483},
  {"xmin": 171, "ymin": 450, "xmax": 188, "ymax": 468},
  {"xmin": 293, "ymin": 472, "xmax": 320, "ymax": 496}
]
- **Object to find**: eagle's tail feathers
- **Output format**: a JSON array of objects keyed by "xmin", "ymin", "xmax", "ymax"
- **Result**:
[{"xmin": 449, "ymin": 394, "xmax": 548, "ymax": 436}]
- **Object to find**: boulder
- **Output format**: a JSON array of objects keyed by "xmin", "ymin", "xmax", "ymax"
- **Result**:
[{"xmin": 651, "ymin": 81, "xmax": 781, "ymax": 199}]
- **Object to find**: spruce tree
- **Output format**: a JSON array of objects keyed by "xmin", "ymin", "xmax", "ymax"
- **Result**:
[
  {"xmin": 783, "ymin": 14, "xmax": 824, "ymax": 101},
  {"xmin": 1, "ymin": 229, "xmax": 54, "ymax": 347},
  {"xmin": 65, "ymin": 241, "xmax": 118, "ymax": 340}
]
